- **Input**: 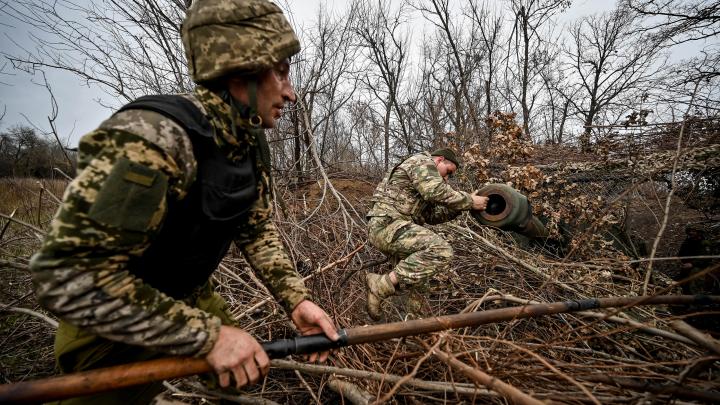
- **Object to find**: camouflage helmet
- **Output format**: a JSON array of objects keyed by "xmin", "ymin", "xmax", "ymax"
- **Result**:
[{"xmin": 181, "ymin": 0, "xmax": 301, "ymax": 83}]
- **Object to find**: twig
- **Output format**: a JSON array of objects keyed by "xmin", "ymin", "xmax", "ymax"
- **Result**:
[
  {"xmin": 186, "ymin": 381, "xmax": 282, "ymax": 405},
  {"xmin": 53, "ymin": 167, "xmax": 74, "ymax": 181},
  {"xmin": 327, "ymin": 378, "xmax": 372, "ymax": 405},
  {"xmin": 489, "ymin": 337, "xmax": 601, "ymax": 405},
  {"xmin": 0, "ymin": 259, "xmax": 28, "ymax": 271},
  {"xmin": 0, "ymin": 212, "xmax": 46, "ymax": 240},
  {"xmin": 643, "ymin": 80, "xmax": 700, "ymax": 295},
  {"xmin": 270, "ymin": 359, "xmax": 494, "ymax": 397},
  {"xmin": 294, "ymin": 369, "xmax": 320, "ymax": 404},
  {"xmin": 670, "ymin": 320, "xmax": 720, "ymax": 356},
  {"xmin": 448, "ymin": 223, "xmax": 583, "ymax": 295},
  {"xmin": 495, "ymin": 293, "xmax": 694, "ymax": 345},
  {"xmin": 0, "ymin": 208, "xmax": 17, "ymax": 241},
  {"xmin": 371, "ymin": 337, "xmax": 444, "ymax": 404},
  {"xmin": 297, "ymin": 98, "xmax": 363, "ymax": 230},
  {"xmin": 578, "ymin": 374, "xmax": 720, "ymax": 403},
  {"xmin": 232, "ymin": 246, "xmax": 363, "ymax": 320},
  {"xmin": 1, "ymin": 306, "xmax": 58, "ymax": 328},
  {"xmin": 423, "ymin": 341, "xmax": 544, "ymax": 405},
  {"xmin": 38, "ymin": 180, "xmax": 62, "ymax": 204},
  {"xmin": 302, "ymin": 243, "xmax": 364, "ymax": 282}
]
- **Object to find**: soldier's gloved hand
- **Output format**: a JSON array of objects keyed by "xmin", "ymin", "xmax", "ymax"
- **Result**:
[
  {"xmin": 206, "ymin": 325, "xmax": 270, "ymax": 388},
  {"xmin": 470, "ymin": 191, "xmax": 489, "ymax": 211},
  {"xmin": 291, "ymin": 300, "xmax": 340, "ymax": 363}
]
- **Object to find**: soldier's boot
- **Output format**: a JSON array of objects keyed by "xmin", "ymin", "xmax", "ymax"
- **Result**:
[{"xmin": 366, "ymin": 273, "xmax": 396, "ymax": 320}]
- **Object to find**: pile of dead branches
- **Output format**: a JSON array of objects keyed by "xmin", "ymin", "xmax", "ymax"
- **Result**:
[{"xmin": 1, "ymin": 148, "xmax": 719, "ymax": 403}]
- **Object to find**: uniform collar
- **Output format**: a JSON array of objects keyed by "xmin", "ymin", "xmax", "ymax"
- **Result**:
[{"xmin": 194, "ymin": 85, "xmax": 260, "ymax": 160}]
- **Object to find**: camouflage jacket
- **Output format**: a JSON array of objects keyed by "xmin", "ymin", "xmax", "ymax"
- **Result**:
[
  {"xmin": 30, "ymin": 85, "xmax": 311, "ymax": 357},
  {"xmin": 367, "ymin": 152, "xmax": 473, "ymax": 225}
]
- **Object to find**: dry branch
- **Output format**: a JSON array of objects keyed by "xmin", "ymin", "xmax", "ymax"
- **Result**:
[
  {"xmin": 269, "ymin": 359, "xmax": 494, "ymax": 397},
  {"xmin": 327, "ymin": 378, "xmax": 373, "ymax": 405},
  {"xmin": 423, "ymin": 341, "xmax": 544, "ymax": 405}
]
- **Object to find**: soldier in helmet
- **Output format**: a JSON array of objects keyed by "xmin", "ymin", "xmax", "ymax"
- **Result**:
[
  {"xmin": 29, "ymin": 0, "xmax": 339, "ymax": 403},
  {"xmin": 365, "ymin": 148, "xmax": 488, "ymax": 320}
]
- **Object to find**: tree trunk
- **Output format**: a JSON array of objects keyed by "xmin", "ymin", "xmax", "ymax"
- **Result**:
[
  {"xmin": 520, "ymin": 6, "xmax": 531, "ymax": 139},
  {"xmin": 292, "ymin": 108, "xmax": 303, "ymax": 184},
  {"xmin": 384, "ymin": 96, "xmax": 392, "ymax": 171}
]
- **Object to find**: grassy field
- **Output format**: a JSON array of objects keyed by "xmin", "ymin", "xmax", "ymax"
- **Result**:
[{"xmin": 0, "ymin": 177, "xmax": 68, "ymax": 382}]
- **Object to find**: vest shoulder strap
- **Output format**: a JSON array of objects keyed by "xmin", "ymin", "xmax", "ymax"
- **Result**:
[{"xmin": 117, "ymin": 94, "xmax": 214, "ymax": 140}]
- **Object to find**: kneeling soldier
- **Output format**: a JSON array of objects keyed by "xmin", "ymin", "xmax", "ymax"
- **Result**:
[{"xmin": 365, "ymin": 148, "xmax": 488, "ymax": 319}]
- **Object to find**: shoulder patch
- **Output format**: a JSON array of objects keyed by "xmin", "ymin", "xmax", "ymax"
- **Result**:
[{"xmin": 88, "ymin": 157, "xmax": 168, "ymax": 232}]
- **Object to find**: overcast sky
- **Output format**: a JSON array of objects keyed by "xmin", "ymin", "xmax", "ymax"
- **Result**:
[{"xmin": 0, "ymin": 0, "xmax": 702, "ymax": 147}]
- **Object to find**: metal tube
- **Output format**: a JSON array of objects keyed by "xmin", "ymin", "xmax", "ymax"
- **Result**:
[{"xmin": 344, "ymin": 295, "xmax": 718, "ymax": 345}]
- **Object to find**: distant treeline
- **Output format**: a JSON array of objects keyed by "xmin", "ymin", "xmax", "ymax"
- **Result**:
[{"xmin": 0, "ymin": 125, "xmax": 76, "ymax": 178}]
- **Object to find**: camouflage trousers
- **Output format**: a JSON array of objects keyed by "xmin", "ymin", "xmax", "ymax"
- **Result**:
[
  {"xmin": 367, "ymin": 216, "xmax": 453, "ymax": 288},
  {"xmin": 50, "ymin": 283, "xmax": 236, "ymax": 405}
]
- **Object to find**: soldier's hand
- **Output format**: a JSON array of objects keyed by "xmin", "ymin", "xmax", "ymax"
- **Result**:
[
  {"xmin": 291, "ymin": 300, "xmax": 340, "ymax": 363},
  {"xmin": 470, "ymin": 191, "xmax": 489, "ymax": 211},
  {"xmin": 206, "ymin": 325, "xmax": 269, "ymax": 388}
]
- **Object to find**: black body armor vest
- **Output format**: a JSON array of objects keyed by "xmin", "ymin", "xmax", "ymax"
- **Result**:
[{"xmin": 118, "ymin": 95, "xmax": 259, "ymax": 299}]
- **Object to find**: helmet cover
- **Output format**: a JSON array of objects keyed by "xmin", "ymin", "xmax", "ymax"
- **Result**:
[{"xmin": 182, "ymin": 0, "xmax": 300, "ymax": 83}]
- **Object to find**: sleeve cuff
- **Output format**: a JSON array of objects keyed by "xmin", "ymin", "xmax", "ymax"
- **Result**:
[
  {"xmin": 460, "ymin": 191, "xmax": 474, "ymax": 210},
  {"xmin": 282, "ymin": 288, "xmax": 313, "ymax": 315},
  {"xmin": 195, "ymin": 315, "xmax": 223, "ymax": 357}
]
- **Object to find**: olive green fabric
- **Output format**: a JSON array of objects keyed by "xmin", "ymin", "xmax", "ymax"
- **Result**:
[
  {"xmin": 51, "ymin": 284, "xmax": 235, "ymax": 405},
  {"xmin": 88, "ymin": 157, "xmax": 168, "ymax": 232}
]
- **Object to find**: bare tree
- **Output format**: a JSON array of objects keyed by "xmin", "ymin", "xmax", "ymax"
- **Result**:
[
  {"xmin": 404, "ymin": 36, "xmax": 464, "ymax": 153},
  {"xmin": 565, "ymin": 9, "xmax": 663, "ymax": 151},
  {"xmin": 539, "ymin": 61, "xmax": 574, "ymax": 144},
  {"xmin": 352, "ymin": 0, "xmax": 410, "ymax": 170},
  {"xmin": 3, "ymin": 0, "xmax": 191, "ymax": 103},
  {"xmin": 467, "ymin": 1, "xmax": 505, "ymax": 143},
  {"xmin": 414, "ymin": 0, "xmax": 483, "ymax": 142},
  {"xmin": 623, "ymin": 0, "xmax": 720, "ymax": 84},
  {"xmin": 286, "ymin": 4, "xmax": 360, "ymax": 178},
  {"xmin": 506, "ymin": 0, "xmax": 569, "ymax": 138},
  {"xmin": 624, "ymin": 0, "xmax": 720, "ymax": 45},
  {"xmin": 0, "ymin": 125, "xmax": 70, "ymax": 178}
]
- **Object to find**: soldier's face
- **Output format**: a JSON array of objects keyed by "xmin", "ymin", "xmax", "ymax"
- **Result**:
[
  {"xmin": 436, "ymin": 159, "xmax": 457, "ymax": 181},
  {"xmin": 228, "ymin": 60, "xmax": 296, "ymax": 128},
  {"xmin": 256, "ymin": 59, "xmax": 296, "ymax": 128}
]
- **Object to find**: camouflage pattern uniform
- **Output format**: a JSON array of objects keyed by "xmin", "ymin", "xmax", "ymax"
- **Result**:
[
  {"xmin": 29, "ymin": 1, "xmax": 309, "ymax": 403},
  {"xmin": 367, "ymin": 152, "xmax": 473, "ymax": 289}
]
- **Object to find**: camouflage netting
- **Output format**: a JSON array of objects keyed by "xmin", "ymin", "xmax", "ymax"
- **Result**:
[{"xmin": 461, "ymin": 113, "xmax": 720, "ymax": 267}]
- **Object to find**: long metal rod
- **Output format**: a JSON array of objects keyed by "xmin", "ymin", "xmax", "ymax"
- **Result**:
[
  {"xmin": 0, "ymin": 294, "xmax": 717, "ymax": 403},
  {"xmin": 344, "ymin": 294, "xmax": 720, "ymax": 345}
]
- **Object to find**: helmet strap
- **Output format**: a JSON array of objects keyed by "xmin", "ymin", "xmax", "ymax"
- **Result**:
[
  {"xmin": 222, "ymin": 78, "xmax": 263, "ymax": 142},
  {"xmin": 247, "ymin": 79, "xmax": 262, "ymax": 128}
]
